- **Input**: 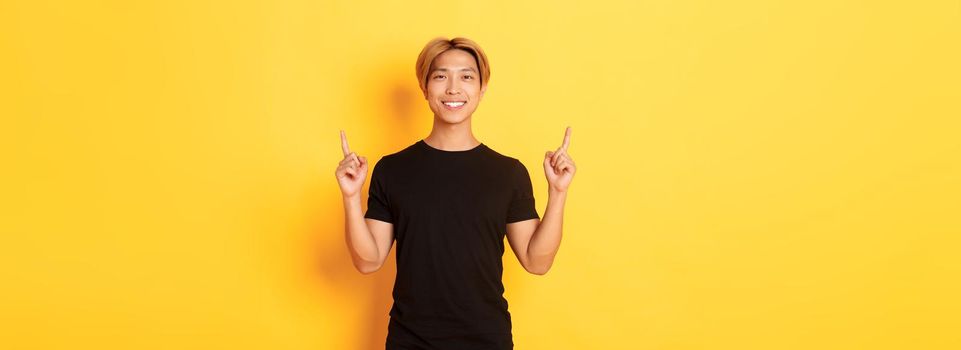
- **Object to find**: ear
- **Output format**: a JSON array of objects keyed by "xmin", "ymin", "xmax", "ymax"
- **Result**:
[{"xmin": 480, "ymin": 84, "xmax": 487, "ymax": 99}]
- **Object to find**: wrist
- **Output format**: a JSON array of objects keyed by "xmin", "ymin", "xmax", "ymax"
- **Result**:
[
  {"xmin": 343, "ymin": 193, "xmax": 362, "ymax": 203},
  {"xmin": 548, "ymin": 187, "xmax": 568, "ymax": 198}
]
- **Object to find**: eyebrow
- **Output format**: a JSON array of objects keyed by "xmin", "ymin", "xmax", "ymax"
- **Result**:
[{"xmin": 431, "ymin": 67, "xmax": 477, "ymax": 73}]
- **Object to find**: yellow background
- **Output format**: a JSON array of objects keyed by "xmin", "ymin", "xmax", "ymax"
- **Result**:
[{"xmin": 2, "ymin": 0, "xmax": 959, "ymax": 349}]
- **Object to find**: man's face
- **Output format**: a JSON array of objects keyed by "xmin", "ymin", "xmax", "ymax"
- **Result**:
[{"xmin": 425, "ymin": 49, "xmax": 486, "ymax": 124}]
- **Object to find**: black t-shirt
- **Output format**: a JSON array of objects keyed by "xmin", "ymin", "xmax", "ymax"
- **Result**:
[{"xmin": 364, "ymin": 139, "xmax": 540, "ymax": 349}]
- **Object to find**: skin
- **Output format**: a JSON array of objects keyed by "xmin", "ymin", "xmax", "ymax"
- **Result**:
[{"xmin": 335, "ymin": 48, "xmax": 576, "ymax": 275}]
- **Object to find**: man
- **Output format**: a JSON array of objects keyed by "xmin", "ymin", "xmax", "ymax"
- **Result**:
[{"xmin": 335, "ymin": 36, "xmax": 576, "ymax": 349}]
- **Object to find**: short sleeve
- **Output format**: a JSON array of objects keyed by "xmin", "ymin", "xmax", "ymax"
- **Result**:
[
  {"xmin": 364, "ymin": 160, "xmax": 393, "ymax": 223},
  {"xmin": 506, "ymin": 159, "xmax": 540, "ymax": 223}
]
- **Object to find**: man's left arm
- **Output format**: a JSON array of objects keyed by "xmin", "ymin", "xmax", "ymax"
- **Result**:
[
  {"xmin": 507, "ymin": 188, "xmax": 568, "ymax": 275},
  {"xmin": 507, "ymin": 127, "xmax": 576, "ymax": 275}
]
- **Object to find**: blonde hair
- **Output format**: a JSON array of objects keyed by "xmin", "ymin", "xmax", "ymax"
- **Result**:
[{"xmin": 415, "ymin": 37, "xmax": 490, "ymax": 94}]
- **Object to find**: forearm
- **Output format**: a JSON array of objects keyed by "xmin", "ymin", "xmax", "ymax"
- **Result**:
[
  {"xmin": 527, "ymin": 188, "xmax": 567, "ymax": 273},
  {"xmin": 343, "ymin": 194, "xmax": 380, "ymax": 266}
]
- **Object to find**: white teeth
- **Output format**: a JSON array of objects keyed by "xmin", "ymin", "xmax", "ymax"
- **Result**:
[{"xmin": 443, "ymin": 101, "xmax": 465, "ymax": 107}]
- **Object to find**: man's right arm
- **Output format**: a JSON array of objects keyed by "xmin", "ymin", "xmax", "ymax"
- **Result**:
[{"xmin": 343, "ymin": 194, "xmax": 394, "ymax": 274}]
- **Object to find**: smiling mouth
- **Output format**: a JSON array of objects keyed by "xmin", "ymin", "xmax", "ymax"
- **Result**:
[{"xmin": 442, "ymin": 101, "xmax": 466, "ymax": 110}]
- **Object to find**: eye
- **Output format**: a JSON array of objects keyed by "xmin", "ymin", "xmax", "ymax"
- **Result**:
[
  {"xmin": 463, "ymin": 75, "xmax": 474, "ymax": 80},
  {"xmin": 433, "ymin": 75, "xmax": 446, "ymax": 80}
]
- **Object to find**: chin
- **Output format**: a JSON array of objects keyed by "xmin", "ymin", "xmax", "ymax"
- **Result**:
[
  {"xmin": 433, "ymin": 109, "xmax": 474, "ymax": 124},
  {"xmin": 438, "ymin": 114, "xmax": 470, "ymax": 124}
]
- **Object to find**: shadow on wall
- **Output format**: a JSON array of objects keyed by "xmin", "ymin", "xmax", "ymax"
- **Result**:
[{"xmin": 314, "ymin": 57, "xmax": 422, "ymax": 350}]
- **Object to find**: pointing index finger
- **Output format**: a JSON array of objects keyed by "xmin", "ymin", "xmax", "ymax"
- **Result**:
[
  {"xmin": 340, "ymin": 130, "xmax": 351, "ymax": 156},
  {"xmin": 559, "ymin": 126, "xmax": 571, "ymax": 152}
]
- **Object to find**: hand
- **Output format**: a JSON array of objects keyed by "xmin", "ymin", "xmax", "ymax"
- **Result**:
[
  {"xmin": 544, "ymin": 126, "xmax": 576, "ymax": 193},
  {"xmin": 335, "ymin": 130, "xmax": 368, "ymax": 198}
]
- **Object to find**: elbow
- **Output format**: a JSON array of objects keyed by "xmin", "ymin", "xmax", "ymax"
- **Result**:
[
  {"xmin": 357, "ymin": 264, "xmax": 382, "ymax": 275},
  {"xmin": 354, "ymin": 259, "xmax": 384, "ymax": 275},
  {"xmin": 524, "ymin": 254, "xmax": 555, "ymax": 275},
  {"xmin": 526, "ymin": 265, "xmax": 550, "ymax": 276}
]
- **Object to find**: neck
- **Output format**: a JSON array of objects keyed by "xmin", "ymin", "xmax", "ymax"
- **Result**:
[{"xmin": 424, "ymin": 115, "xmax": 480, "ymax": 151}]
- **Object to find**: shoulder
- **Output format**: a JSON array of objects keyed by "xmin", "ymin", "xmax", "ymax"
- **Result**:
[
  {"xmin": 369, "ymin": 141, "xmax": 419, "ymax": 172},
  {"xmin": 482, "ymin": 144, "xmax": 529, "ymax": 172}
]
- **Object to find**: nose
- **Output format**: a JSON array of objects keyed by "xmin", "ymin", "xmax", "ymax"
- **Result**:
[{"xmin": 445, "ymin": 80, "xmax": 461, "ymax": 95}]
